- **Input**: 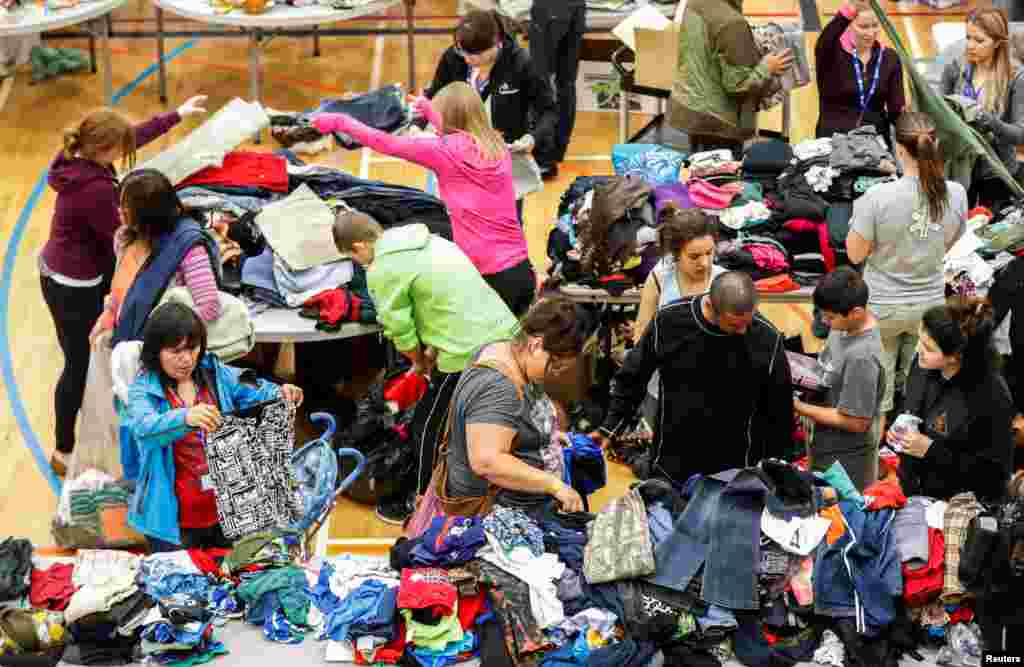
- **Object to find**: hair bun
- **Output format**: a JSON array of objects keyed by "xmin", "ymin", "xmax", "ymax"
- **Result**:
[{"xmin": 657, "ymin": 201, "xmax": 680, "ymax": 223}]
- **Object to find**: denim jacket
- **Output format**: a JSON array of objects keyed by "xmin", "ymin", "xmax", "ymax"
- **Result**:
[
  {"xmin": 814, "ymin": 500, "xmax": 902, "ymax": 636},
  {"xmin": 646, "ymin": 468, "xmax": 769, "ymax": 610},
  {"xmin": 123, "ymin": 354, "xmax": 280, "ymax": 544}
]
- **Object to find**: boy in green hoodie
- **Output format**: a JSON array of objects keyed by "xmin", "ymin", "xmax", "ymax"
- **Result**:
[{"xmin": 333, "ymin": 210, "xmax": 522, "ymax": 524}]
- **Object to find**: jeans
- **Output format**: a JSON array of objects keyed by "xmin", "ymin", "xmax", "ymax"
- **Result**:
[
  {"xmin": 40, "ymin": 273, "xmax": 112, "ymax": 454},
  {"xmin": 147, "ymin": 524, "xmax": 231, "ymax": 553},
  {"xmin": 529, "ymin": 4, "xmax": 585, "ymax": 165},
  {"xmin": 303, "ymin": 85, "xmax": 408, "ymax": 149},
  {"xmin": 870, "ymin": 299, "xmax": 944, "ymax": 412},
  {"xmin": 484, "ymin": 259, "xmax": 536, "ymax": 318},
  {"xmin": 646, "ymin": 469, "xmax": 768, "ymax": 609}
]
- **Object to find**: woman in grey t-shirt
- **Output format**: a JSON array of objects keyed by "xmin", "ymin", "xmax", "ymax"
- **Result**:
[
  {"xmin": 847, "ymin": 112, "xmax": 965, "ymax": 433},
  {"xmin": 445, "ymin": 298, "xmax": 587, "ymax": 514}
]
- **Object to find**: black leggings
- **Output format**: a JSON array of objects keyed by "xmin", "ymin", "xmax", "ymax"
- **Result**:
[
  {"xmin": 529, "ymin": 3, "xmax": 585, "ymax": 166},
  {"xmin": 484, "ymin": 259, "xmax": 536, "ymax": 318},
  {"xmin": 408, "ymin": 371, "xmax": 461, "ymax": 497},
  {"xmin": 40, "ymin": 274, "xmax": 111, "ymax": 455}
]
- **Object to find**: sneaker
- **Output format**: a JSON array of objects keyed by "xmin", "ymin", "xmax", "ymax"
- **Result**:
[{"xmin": 375, "ymin": 495, "xmax": 414, "ymax": 526}]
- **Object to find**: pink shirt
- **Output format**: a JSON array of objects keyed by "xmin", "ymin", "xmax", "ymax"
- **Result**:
[{"xmin": 313, "ymin": 108, "xmax": 529, "ymax": 277}]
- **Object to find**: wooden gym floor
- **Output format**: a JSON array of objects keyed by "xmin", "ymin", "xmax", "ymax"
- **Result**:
[{"xmin": 0, "ymin": 0, "xmax": 979, "ymax": 548}]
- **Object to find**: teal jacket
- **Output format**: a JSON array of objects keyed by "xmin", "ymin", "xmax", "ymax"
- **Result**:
[
  {"xmin": 124, "ymin": 353, "xmax": 280, "ymax": 545},
  {"xmin": 368, "ymin": 224, "xmax": 520, "ymax": 374}
]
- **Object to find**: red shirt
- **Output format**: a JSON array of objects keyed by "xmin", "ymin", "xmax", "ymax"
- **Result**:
[
  {"xmin": 177, "ymin": 151, "xmax": 289, "ymax": 193},
  {"xmin": 166, "ymin": 385, "xmax": 220, "ymax": 529}
]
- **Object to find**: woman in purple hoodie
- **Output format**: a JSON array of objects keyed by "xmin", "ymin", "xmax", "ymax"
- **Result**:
[{"xmin": 39, "ymin": 95, "xmax": 207, "ymax": 476}]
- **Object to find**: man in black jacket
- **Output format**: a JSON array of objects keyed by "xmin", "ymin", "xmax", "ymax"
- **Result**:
[
  {"xmin": 593, "ymin": 272, "xmax": 795, "ymax": 486},
  {"xmin": 425, "ymin": 10, "xmax": 558, "ymax": 177}
]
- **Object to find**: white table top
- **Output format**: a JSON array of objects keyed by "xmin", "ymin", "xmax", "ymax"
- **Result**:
[
  {"xmin": 252, "ymin": 306, "xmax": 381, "ymax": 343},
  {"xmin": 152, "ymin": 0, "xmax": 400, "ymax": 28},
  {"xmin": 0, "ymin": 0, "xmax": 124, "ymax": 36},
  {"xmin": 461, "ymin": 0, "xmax": 676, "ymax": 30}
]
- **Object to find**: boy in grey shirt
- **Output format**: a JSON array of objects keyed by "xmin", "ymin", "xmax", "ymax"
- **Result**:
[{"xmin": 795, "ymin": 268, "xmax": 886, "ymax": 491}]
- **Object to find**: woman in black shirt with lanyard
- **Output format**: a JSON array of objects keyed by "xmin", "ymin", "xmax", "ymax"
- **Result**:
[
  {"xmin": 815, "ymin": 0, "xmax": 904, "ymax": 145},
  {"xmin": 424, "ymin": 10, "xmax": 558, "ymax": 182}
]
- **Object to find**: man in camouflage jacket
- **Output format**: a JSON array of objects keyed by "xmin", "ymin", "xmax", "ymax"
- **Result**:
[{"xmin": 669, "ymin": 0, "xmax": 793, "ymax": 149}]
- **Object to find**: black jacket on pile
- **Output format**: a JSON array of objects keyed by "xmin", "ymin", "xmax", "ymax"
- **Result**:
[
  {"xmin": 990, "ymin": 255, "xmax": 1024, "ymax": 410},
  {"xmin": 424, "ymin": 35, "xmax": 557, "ymax": 149},
  {"xmin": 898, "ymin": 359, "xmax": 1015, "ymax": 502},
  {"xmin": 601, "ymin": 296, "xmax": 795, "ymax": 486}
]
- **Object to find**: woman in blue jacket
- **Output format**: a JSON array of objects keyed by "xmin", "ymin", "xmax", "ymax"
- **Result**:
[{"xmin": 123, "ymin": 303, "xmax": 303, "ymax": 552}]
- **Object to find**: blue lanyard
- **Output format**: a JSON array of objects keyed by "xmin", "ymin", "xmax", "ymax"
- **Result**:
[
  {"xmin": 963, "ymin": 65, "xmax": 982, "ymax": 102},
  {"xmin": 851, "ymin": 50, "xmax": 882, "ymax": 112}
]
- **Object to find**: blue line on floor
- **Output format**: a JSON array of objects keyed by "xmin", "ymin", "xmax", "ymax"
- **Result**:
[{"xmin": 0, "ymin": 39, "xmax": 196, "ymax": 497}]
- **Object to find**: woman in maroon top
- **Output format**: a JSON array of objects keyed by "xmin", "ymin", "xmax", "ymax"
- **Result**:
[
  {"xmin": 39, "ymin": 95, "xmax": 206, "ymax": 476},
  {"xmin": 815, "ymin": 0, "xmax": 904, "ymax": 146}
]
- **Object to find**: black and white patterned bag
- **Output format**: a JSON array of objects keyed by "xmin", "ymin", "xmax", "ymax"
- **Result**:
[{"xmin": 203, "ymin": 400, "xmax": 304, "ymax": 540}]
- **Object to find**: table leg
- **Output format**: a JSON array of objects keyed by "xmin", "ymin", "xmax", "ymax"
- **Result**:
[
  {"xmin": 404, "ymin": 0, "xmax": 415, "ymax": 92},
  {"xmin": 156, "ymin": 6, "xmax": 167, "ymax": 103},
  {"xmin": 88, "ymin": 33, "xmax": 96, "ymax": 74},
  {"xmin": 782, "ymin": 91, "xmax": 791, "ymax": 141},
  {"xmin": 250, "ymin": 30, "xmax": 262, "ymax": 143},
  {"xmin": 99, "ymin": 17, "xmax": 112, "ymax": 105},
  {"xmin": 312, "ymin": 24, "xmax": 320, "ymax": 57},
  {"xmin": 618, "ymin": 86, "xmax": 627, "ymax": 143}
]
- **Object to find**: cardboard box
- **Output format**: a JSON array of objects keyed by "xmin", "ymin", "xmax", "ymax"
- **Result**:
[
  {"xmin": 576, "ymin": 60, "xmax": 661, "ymax": 114},
  {"xmin": 634, "ymin": 26, "xmax": 679, "ymax": 92}
]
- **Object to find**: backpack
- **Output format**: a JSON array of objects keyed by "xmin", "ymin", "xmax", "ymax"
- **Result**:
[{"xmin": 335, "ymin": 370, "xmax": 414, "ymax": 505}]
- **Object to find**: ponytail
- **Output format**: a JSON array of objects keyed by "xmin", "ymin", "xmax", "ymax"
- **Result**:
[
  {"xmin": 656, "ymin": 204, "xmax": 717, "ymax": 257},
  {"xmin": 915, "ymin": 133, "xmax": 949, "ymax": 224},
  {"xmin": 894, "ymin": 112, "xmax": 949, "ymax": 224},
  {"xmin": 60, "ymin": 109, "xmax": 136, "ymax": 170},
  {"xmin": 959, "ymin": 298, "xmax": 997, "ymax": 378},
  {"xmin": 62, "ymin": 127, "xmax": 82, "ymax": 160}
]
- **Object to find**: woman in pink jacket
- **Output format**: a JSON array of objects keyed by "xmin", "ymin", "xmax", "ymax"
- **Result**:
[{"xmin": 314, "ymin": 82, "xmax": 536, "ymax": 316}]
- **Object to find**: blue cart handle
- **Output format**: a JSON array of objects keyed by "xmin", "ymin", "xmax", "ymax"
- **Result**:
[
  {"xmin": 309, "ymin": 412, "xmax": 337, "ymax": 442},
  {"xmin": 336, "ymin": 448, "xmax": 366, "ymax": 493}
]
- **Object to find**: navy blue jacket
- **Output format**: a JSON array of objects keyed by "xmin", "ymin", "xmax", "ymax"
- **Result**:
[
  {"xmin": 814, "ymin": 500, "xmax": 902, "ymax": 636},
  {"xmin": 112, "ymin": 218, "xmax": 219, "ymax": 346}
]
